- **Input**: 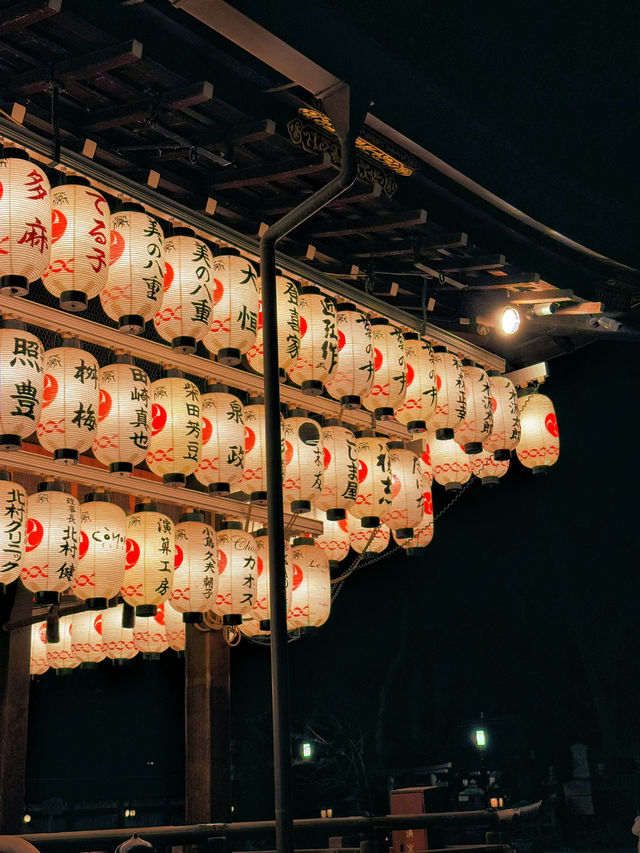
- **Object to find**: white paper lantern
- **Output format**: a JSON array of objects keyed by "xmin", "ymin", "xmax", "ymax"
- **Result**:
[
  {"xmin": 469, "ymin": 449, "xmax": 510, "ymax": 486},
  {"xmin": 73, "ymin": 492, "xmax": 126, "ymax": 608},
  {"xmin": 325, "ymin": 303, "xmax": 374, "ymax": 408},
  {"xmin": 383, "ymin": 443, "xmax": 424, "ymax": 538},
  {"xmin": 454, "ymin": 362, "xmax": 493, "ymax": 454},
  {"xmin": 362, "ymin": 319, "xmax": 406, "ymax": 420},
  {"xmin": 71, "ymin": 610, "xmax": 105, "ymax": 665},
  {"xmin": 253, "ymin": 528, "xmax": 293, "ymax": 628},
  {"xmin": 101, "ymin": 604, "xmax": 137, "ymax": 661},
  {"xmin": 213, "ymin": 522, "xmax": 258, "ymax": 624},
  {"xmin": 38, "ymin": 343, "xmax": 99, "ymax": 464},
  {"xmin": 47, "ymin": 614, "xmax": 79, "ymax": 670},
  {"xmin": 170, "ymin": 510, "xmax": 218, "ymax": 621},
  {"xmin": 246, "ymin": 273, "xmax": 300, "ymax": 376},
  {"xmin": 430, "ymin": 435, "xmax": 471, "ymax": 491},
  {"xmin": 484, "ymin": 373, "xmax": 521, "ymax": 460},
  {"xmin": 30, "ymin": 621, "xmax": 49, "ymax": 676},
  {"xmin": 420, "ymin": 442, "xmax": 434, "ymax": 491},
  {"xmin": 288, "ymin": 538, "xmax": 330, "ymax": 629},
  {"xmin": 22, "ymin": 482, "xmax": 79, "ymax": 605},
  {"xmin": 239, "ymin": 617, "xmax": 268, "ymax": 638},
  {"xmin": 44, "ymin": 180, "xmax": 110, "ymax": 311},
  {"xmin": 148, "ymin": 373, "xmax": 201, "ymax": 486},
  {"xmin": 101, "ymin": 205, "xmax": 165, "ymax": 334},
  {"xmin": 240, "ymin": 400, "xmax": 284, "ymax": 505},
  {"xmin": 0, "ymin": 472, "xmax": 27, "ymax": 589},
  {"xmin": 122, "ymin": 502, "xmax": 175, "ymax": 615},
  {"xmin": 165, "ymin": 601, "xmax": 186, "ymax": 652},
  {"xmin": 286, "ymin": 285, "xmax": 338, "ymax": 395},
  {"xmin": 154, "ymin": 230, "xmax": 214, "ymax": 353},
  {"xmin": 393, "ymin": 469, "xmax": 434, "ymax": 555},
  {"xmin": 133, "ymin": 603, "xmax": 169, "ymax": 655},
  {"xmin": 194, "ymin": 386, "xmax": 245, "ymax": 494},
  {"xmin": 314, "ymin": 423, "xmax": 358, "ymax": 519},
  {"xmin": 394, "ymin": 334, "xmax": 438, "ymax": 433},
  {"xmin": 516, "ymin": 390, "xmax": 560, "ymax": 473},
  {"xmin": 0, "ymin": 321, "xmax": 44, "ymax": 450},
  {"xmin": 283, "ymin": 413, "xmax": 323, "ymax": 514},
  {"xmin": 350, "ymin": 433, "xmax": 392, "ymax": 528},
  {"xmin": 430, "ymin": 347, "xmax": 466, "ymax": 439},
  {"xmin": 93, "ymin": 357, "xmax": 150, "ymax": 475},
  {"xmin": 347, "ymin": 513, "xmax": 390, "ymax": 558},
  {"xmin": 315, "ymin": 511, "xmax": 351, "ymax": 569},
  {"xmin": 202, "ymin": 250, "xmax": 260, "ymax": 365}
]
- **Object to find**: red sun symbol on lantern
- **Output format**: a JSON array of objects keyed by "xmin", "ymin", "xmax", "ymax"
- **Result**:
[
  {"xmin": 435, "ymin": 374, "xmax": 442, "ymax": 392},
  {"xmin": 257, "ymin": 302, "xmax": 263, "ymax": 331},
  {"xmin": 163, "ymin": 262, "xmax": 174, "ymax": 292},
  {"xmin": 109, "ymin": 230, "xmax": 125, "ymax": 266},
  {"xmin": 323, "ymin": 446, "xmax": 331, "ymax": 469},
  {"xmin": 174, "ymin": 545, "xmax": 184, "ymax": 570},
  {"xmin": 0, "ymin": 183, "xmax": 3, "ymax": 201},
  {"xmin": 292, "ymin": 563, "xmax": 303, "ymax": 591},
  {"xmin": 218, "ymin": 549, "xmax": 227, "ymax": 574},
  {"xmin": 257, "ymin": 555, "xmax": 264, "ymax": 577},
  {"xmin": 151, "ymin": 404, "xmax": 167, "ymax": 436},
  {"xmin": 406, "ymin": 363, "xmax": 415, "ymax": 387},
  {"xmin": 25, "ymin": 518, "xmax": 44, "ymax": 552},
  {"xmin": 391, "ymin": 473, "xmax": 402, "ymax": 499},
  {"xmin": 357, "ymin": 459, "xmax": 368, "ymax": 483},
  {"xmin": 93, "ymin": 613, "xmax": 103, "ymax": 635},
  {"xmin": 284, "ymin": 440, "xmax": 294, "ymax": 465},
  {"xmin": 42, "ymin": 374, "xmax": 58, "ymax": 408},
  {"xmin": 154, "ymin": 605, "xmax": 165, "ymax": 626},
  {"xmin": 201, "ymin": 417, "xmax": 213, "ymax": 447},
  {"xmin": 299, "ymin": 316, "xmax": 308, "ymax": 338},
  {"xmin": 125, "ymin": 538, "xmax": 140, "ymax": 570},
  {"xmin": 423, "ymin": 492, "xmax": 433, "ymax": 515},
  {"xmin": 51, "ymin": 209, "xmax": 67, "ymax": 244},
  {"xmin": 39, "ymin": 622, "xmax": 47, "ymax": 644},
  {"xmin": 98, "ymin": 389, "xmax": 112, "ymax": 423},
  {"xmin": 491, "ymin": 396, "xmax": 497, "ymax": 414},
  {"xmin": 373, "ymin": 348, "xmax": 383, "ymax": 371},
  {"xmin": 337, "ymin": 330, "xmax": 346, "ymax": 351},
  {"xmin": 79, "ymin": 531, "xmax": 89, "ymax": 559},
  {"xmin": 421, "ymin": 447, "xmax": 431, "ymax": 467},
  {"xmin": 245, "ymin": 426, "xmax": 256, "ymax": 454},
  {"xmin": 545, "ymin": 413, "xmax": 559, "ymax": 438},
  {"xmin": 212, "ymin": 277, "xmax": 224, "ymax": 305},
  {"xmin": 338, "ymin": 518, "xmax": 349, "ymax": 534}
]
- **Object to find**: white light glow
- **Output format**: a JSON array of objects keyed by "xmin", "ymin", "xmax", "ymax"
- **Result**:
[{"xmin": 499, "ymin": 306, "xmax": 520, "ymax": 335}]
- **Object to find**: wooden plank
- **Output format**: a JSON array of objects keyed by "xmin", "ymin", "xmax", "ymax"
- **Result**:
[
  {"xmin": 309, "ymin": 209, "xmax": 427, "ymax": 239},
  {"xmin": 224, "ymin": 118, "xmax": 276, "ymax": 146},
  {"xmin": 263, "ymin": 183, "xmax": 382, "ymax": 217},
  {"xmin": 85, "ymin": 81, "xmax": 214, "ymax": 132},
  {"xmin": 436, "ymin": 254, "xmax": 506, "ymax": 274},
  {"xmin": 209, "ymin": 153, "xmax": 333, "ymax": 190},
  {"xmin": 352, "ymin": 232, "xmax": 468, "ymax": 260},
  {"xmin": 0, "ymin": 0, "xmax": 61, "ymax": 35}
]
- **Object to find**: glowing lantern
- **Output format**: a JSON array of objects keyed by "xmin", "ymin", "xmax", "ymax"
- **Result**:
[
  {"xmin": 0, "ymin": 321, "xmax": 44, "ymax": 450},
  {"xmin": 133, "ymin": 604, "xmax": 169, "ymax": 655},
  {"xmin": 455, "ymin": 361, "xmax": 493, "ymax": 454},
  {"xmin": 45, "ymin": 179, "xmax": 110, "ymax": 311},
  {"xmin": 484, "ymin": 373, "xmax": 521, "ymax": 460},
  {"xmin": 315, "ymin": 511, "xmax": 351, "ymax": 569},
  {"xmin": 101, "ymin": 604, "xmax": 137, "ymax": 661},
  {"xmin": 0, "ymin": 149, "xmax": 51, "ymax": 296},
  {"xmin": 73, "ymin": 492, "xmax": 126, "ymax": 609},
  {"xmin": 38, "ymin": 342, "xmax": 99, "ymax": 464},
  {"xmin": 22, "ymin": 482, "xmax": 79, "ymax": 605},
  {"xmin": 253, "ymin": 529, "xmax": 293, "ymax": 629},
  {"xmin": 165, "ymin": 601, "xmax": 186, "ymax": 652},
  {"xmin": 154, "ymin": 229, "xmax": 214, "ymax": 354},
  {"xmin": 362, "ymin": 319, "xmax": 406, "ymax": 420},
  {"xmin": 240, "ymin": 617, "xmax": 268, "ymax": 638},
  {"xmin": 47, "ymin": 614, "xmax": 79, "ymax": 670},
  {"xmin": 30, "ymin": 621, "xmax": 49, "ymax": 676},
  {"xmin": 394, "ymin": 477, "xmax": 434, "ymax": 556},
  {"xmin": 101, "ymin": 204, "xmax": 165, "ymax": 334},
  {"xmin": 420, "ymin": 442, "xmax": 434, "ymax": 491},
  {"xmin": 122, "ymin": 502, "xmax": 175, "ymax": 615},
  {"xmin": 147, "ymin": 372, "xmax": 201, "ymax": 486},
  {"xmin": 516, "ymin": 389, "xmax": 560, "ymax": 473},
  {"xmin": 286, "ymin": 285, "xmax": 338, "ymax": 395},
  {"xmin": 246, "ymin": 273, "xmax": 300, "ymax": 377},
  {"xmin": 240, "ymin": 399, "xmax": 284, "ymax": 505},
  {"xmin": 314, "ymin": 423, "xmax": 358, "ymax": 520},
  {"xmin": 394, "ymin": 334, "xmax": 438, "ymax": 433},
  {"xmin": 0, "ymin": 472, "xmax": 26, "ymax": 590},
  {"xmin": 325, "ymin": 303, "xmax": 374, "ymax": 408},
  {"xmin": 383, "ymin": 443, "xmax": 424, "ymax": 538},
  {"xmin": 71, "ymin": 610, "xmax": 105, "ymax": 665},
  {"xmin": 430, "ymin": 347, "xmax": 466, "ymax": 439},
  {"xmin": 93, "ymin": 357, "xmax": 150, "ymax": 475},
  {"xmin": 347, "ymin": 514, "xmax": 390, "ymax": 558},
  {"xmin": 194, "ymin": 386, "xmax": 245, "ymax": 494},
  {"xmin": 288, "ymin": 538, "xmax": 330, "ymax": 629},
  {"xmin": 470, "ymin": 449, "xmax": 510, "ymax": 486},
  {"xmin": 170, "ymin": 510, "xmax": 218, "ymax": 622},
  {"xmin": 214, "ymin": 521, "xmax": 258, "ymax": 624},
  {"xmin": 430, "ymin": 435, "xmax": 471, "ymax": 491},
  {"xmin": 283, "ymin": 412, "xmax": 323, "ymax": 514},
  {"xmin": 350, "ymin": 432, "xmax": 392, "ymax": 528}
]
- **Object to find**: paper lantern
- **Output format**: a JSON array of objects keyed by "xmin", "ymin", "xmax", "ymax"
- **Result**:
[
  {"xmin": 383, "ymin": 443, "xmax": 424, "ymax": 538},
  {"xmin": 165, "ymin": 601, "xmax": 186, "ymax": 652},
  {"xmin": 93, "ymin": 357, "xmax": 151, "ymax": 474},
  {"xmin": 246, "ymin": 273, "xmax": 300, "ymax": 376},
  {"xmin": 213, "ymin": 521, "xmax": 258, "ymax": 624},
  {"xmin": 240, "ymin": 617, "xmax": 268, "ymax": 638},
  {"xmin": 38, "ymin": 343, "xmax": 99, "ymax": 464},
  {"xmin": 362, "ymin": 319, "xmax": 406, "ymax": 420},
  {"xmin": 394, "ymin": 334, "xmax": 438, "ymax": 433},
  {"xmin": 154, "ymin": 230, "xmax": 214, "ymax": 353},
  {"xmin": 286, "ymin": 285, "xmax": 338, "ymax": 395},
  {"xmin": 0, "ymin": 321, "xmax": 44, "ymax": 450},
  {"xmin": 454, "ymin": 362, "xmax": 493, "ymax": 454},
  {"xmin": 0, "ymin": 149, "xmax": 51, "ymax": 296},
  {"xmin": 47, "ymin": 614, "xmax": 80, "ymax": 670},
  {"xmin": 484, "ymin": 373, "xmax": 521, "ymax": 460},
  {"xmin": 430, "ymin": 347, "xmax": 466, "ymax": 439},
  {"xmin": 283, "ymin": 412, "xmax": 323, "ymax": 514},
  {"xmin": 194, "ymin": 386, "xmax": 245, "ymax": 494},
  {"xmin": 240, "ymin": 399, "xmax": 284, "ymax": 505},
  {"xmin": 133, "ymin": 603, "xmax": 169, "ymax": 655},
  {"xmin": 516, "ymin": 390, "xmax": 560, "ymax": 473},
  {"xmin": 22, "ymin": 482, "xmax": 79, "ymax": 605},
  {"xmin": 253, "ymin": 529, "xmax": 293, "ymax": 628},
  {"xmin": 122, "ymin": 502, "xmax": 175, "ymax": 615},
  {"xmin": 347, "ymin": 513, "xmax": 390, "ymax": 558},
  {"xmin": 101, "ymin": 205, "xmax": 165, "ymax": 334},
  {"xmin": 470, "ymin": 449, "xmax": 510, "ymax": 486},
  {"xmin": 420, "ymin": 442, "xmax": 434, "ymax": 491},
  {"xmin": 170, "ymin": 510, "xmax": 218, "ymax": 621},
  {"xmin": 325, "ymin": 303, "xmax": 374, "ymax": 408},
  {"xmin": 288, "ymin": 538, "xmax": 330, "ymax": 629},
  {"xmin": 430, "ymin": 435, "xmax": 471, "ymax": 491},
  {"xmin": 147, "ymin": 372, "xmax": 201, "ymax": 486},
  {"xmin": 314, "ymin": 423, "xmax": 358, "ymax": 519},
  {"xmin": 202, "ymin": 250, "xmax": 260, "ymax": 365},
  {"xmin": 30, "ymin": 620, "xmax": 50, "ymax": 675},
  {"xmin": 71, "ymin": 610, "xmax": 105, "ymax": 665},
  {"xmin": 0, "ymin": 472, "xmax": 27, "ymax": 589},
  {"xmin": 393, "ymin": 456, "xmax": 434, "ymax": 555},
  {"xmin": 44, "ymin": 179, "xmax": 110, "ymax": 311},
  {"xmin": 315, "ymin": 511, "xmax": 351, "ymax": 569},
  {"xmin": 73, "ymin": 492, "xmax": 126, "ymax": 608},
  {"xmin": 350, "ymin": 432, "xmax": 392, "ymax": 528},
  {"xmin": 101, "ymin": 604, "xmax": 137, "ymax": 661}
]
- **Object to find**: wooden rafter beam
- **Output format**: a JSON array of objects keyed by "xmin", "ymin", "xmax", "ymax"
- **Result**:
[
  {"xmin": 220, "ymin": 118, "xmax": 276, "ymax": 147},
  {"xmin": 263, "ymin": 182, "xmax": 382, "ymax": 217},
  {"xmin": 351, "ymin": 232, "xmax": 468, "ymax": 260},
  {"xmin": 0, "ymin": 0, "xmax": 61, "ymax": 35},
  {"xmin": 84, "ymin": 81, "xmax": 214, "ymax": 132},
  {"xmin": 208, "ymin": 153, "xmax": 333, "ymax": 189},
  {"xmin": 421, "ymin": 232, "xmax": 469, "ymax": 251},
  {"xmin": 308, "ymin": 208, "xmax": 427, "ymax": 239},
  {"xmin": 436, "ymin": 253, "xmax": 506, "ymax": 274},
  {"xmin": 469, "ymin": 272, "xmax": 541, "ymax": 288}
]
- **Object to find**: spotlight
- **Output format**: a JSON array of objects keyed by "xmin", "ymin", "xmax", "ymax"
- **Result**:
[
  {"xmin": 529, "ymin": 302, "xmax": 558, "ymax": 317},
  {"xmin": 498, "ymin": 306, "xmax": 520, "ymax": 335}
]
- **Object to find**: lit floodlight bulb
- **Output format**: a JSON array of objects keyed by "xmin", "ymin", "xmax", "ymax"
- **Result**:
[{"xmin": 499, "ymin": 306, "xmax": 520, "ymax": 335}]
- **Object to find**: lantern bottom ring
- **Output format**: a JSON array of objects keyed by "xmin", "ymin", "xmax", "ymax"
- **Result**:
[
  {"xmin": 480, "ymin": 476, "xmax": 499, "ymax": 487},
  {"xmin": 171, "ymin": 336, "xmax": 197, "ymax": 355},
  {"xmin": 163, "ymin": 473, "xmax": 186, "ymax": 487},
  {"xmin": 183, "ymin": 612, "xmax": 203, "ymax": 624},
  {"xmin": 531, "ymin": 465, "xmax": 549, "ymax": 476},
  {"xmin": 54, "ymin": 448, "xmax": 79, "ymax": 464},
  {"xmin": 135, "ymin": 604, "xmax": 157, "ymax": 617},
  {"xmin": 360, "ymin": 516, "xmax": 380, "ymax": 529},
  {"xmin": 493, "ymin": 449, "xmax": 511, "ymax": 461},
  {"xmin": 301, "ymin": 380, "xmax": 324, "ymax": 396},
  {"xmin": 407, "ymin": 420, "xmax": 427, "ymax": 434},
  {"xmin": 374, "ymin": 406, "xmax": 394, "ymax": 420},
  {"xmin": 464, "ymin": 442, "xmax": 483, "ymax": 455},
  {"xmin": 85, "ymin": 597, "xmax": 108, "ymax": 610},
  {"xmin": 250, "ymin": 490, "xmax": 268, "ymax": 505},
  {"xmin": 406, "ymin": 547, "xmax": 426, "ymax": 558},
  {"xmin": 118, "ymin": 314, "xmax": 146, "ymax": 335},
  {"xmin": 0, "ymin": 433, "xmax": 21, "ymax": 451},
  {"xmin": 340, "ymin": 394, "xmax": 361, "ymax": 410},
  {"xmin": 395, "ymin": 527, "xmax": 414, "ymax": 540},
  {"xmin": 435, "ymin": 428, "xmax": 454, "ymax": 440},
  {"xmin": 110, "ymin": 461, "xmax": 134, "ymax": 475},
  {"xmin": 222, "ymin": 613, "xmax": 242, "ymax": 626},
  {"xmin": 326, "ymin": 507, "xmax": 346, "ymax": 521},
  {"xmin": 444, "ymin": 482, "xmax": 463, "ymax": 492},
  {"xmin": 0, "ymin": 274, "xmax": 29, "ymax": 296},
  {"xmin": 216, "ymin": 347, "xmax": 242, "ymax": 366},
  {"xmin": 290, "ymin": 499, "xmax": 311, "ymax": 514},
  {"xmin": 143, "ymin": 653, "xmax": 162, "ymax": 661},
  {"xmin": 207, "ymin": 482, "xmax": 230, "ymax": 495},
  {"xmin": 60, "ymin": 290, "xmax": 88, "ymax": 312},
  {"xmin": 80, "ymin": 661, "xmax": 99, "ymax": 670},
  {"xmin": 35, "ymin": 590, "xmax": 60, "ymax": 606},
  {"xmin": 259, "ymin": 619, "xmax": 271, "ymax": 632}
]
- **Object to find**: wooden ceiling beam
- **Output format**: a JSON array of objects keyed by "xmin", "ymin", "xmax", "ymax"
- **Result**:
[
  {"xmin": 308, "ymin": 208, "xmax": 427, "ymax": 239},
  {"xmin": 0, "ymin": 0, "xmax": 61, "ymax": 36},
  {"xmin": 262, "ymin": 183, "xmax": 383, "ymax": 218},
  {"xmin": 436, "ymin": 253, "xmax": 506, "ymax": 274},
  {"xmin": 208, "ymin": 153, "xmax": 333, "ymax": 190},
  {"xmin": 351, "ymin": 232, "xmax": 469, "ymax": 260}
]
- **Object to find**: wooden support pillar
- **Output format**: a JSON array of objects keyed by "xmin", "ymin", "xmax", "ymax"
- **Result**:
[
  {"xmin": 0, "ymin": 583, "xmax": 33, "ymax": 833},
  {"xmin": 185, "ymin": 625, "xmax": 231, "ymax": 823}
]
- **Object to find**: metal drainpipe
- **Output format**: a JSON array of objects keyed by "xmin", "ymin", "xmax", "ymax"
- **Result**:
[{"xmin": 260, "ymin": 81, "xmax": 367, "ymax": 853}]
